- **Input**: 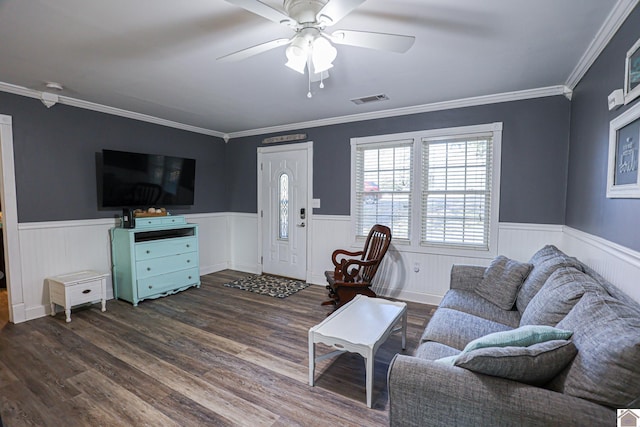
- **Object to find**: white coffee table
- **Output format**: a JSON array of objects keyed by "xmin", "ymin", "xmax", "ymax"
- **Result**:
[{"xmin": 308, "ymin": 294, "xmax": 407, "ymax": 408}]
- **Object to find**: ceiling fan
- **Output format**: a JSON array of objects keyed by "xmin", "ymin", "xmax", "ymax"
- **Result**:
[{"xmin": 218, "ymin": 0, "xmax": 416, "ymax": 78}]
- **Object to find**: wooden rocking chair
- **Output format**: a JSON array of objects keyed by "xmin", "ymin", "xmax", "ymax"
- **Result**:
[{"xmin": 322, "ymin": 224, "xmax": 392, "ymax": 311}]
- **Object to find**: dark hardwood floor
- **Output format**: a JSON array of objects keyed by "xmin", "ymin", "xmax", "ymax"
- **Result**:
[{"xmin": 0, "ymin": 270, "xmax": 435, "ymax": 426}]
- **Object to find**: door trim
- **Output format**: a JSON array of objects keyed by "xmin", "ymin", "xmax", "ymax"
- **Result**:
[
  {"xmin": 0, "ymin": 114, "xmax": 24, "ymax": 323},
  {"xmin": 257, "ymin": 141, "xmax": 313, "ymax": 281}
]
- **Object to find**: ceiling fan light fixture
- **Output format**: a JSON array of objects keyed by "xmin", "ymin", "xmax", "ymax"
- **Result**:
[
  {"xmin": 285, "ymin": 54, "xmax": 307, "ymax": 74},
  {"xmin": 311, "ymin": 36, "xmax": 337, "ymax": 73},
  {"xmin": 285, "ymin": 35, "xmax": 311, "ymax": 73}
]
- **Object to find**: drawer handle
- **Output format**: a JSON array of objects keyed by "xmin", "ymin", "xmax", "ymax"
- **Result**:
[
  {"xmin": 146, "ymin": 250, "xmax": 150, "ymax": 254},
  {"xmin": 188, "ymin": 276, "xmax": 192, "ymax": 280},
  {"xmin": 187, "ymin": 259, "xmax": 190, "ymax": 263},
  {"xmin": 149, "ymin": 285, "xmax": 153, "ymax": 289},
  {"xmin": 147, "ymin": 267, "xmax": 151, "ymax": 271},
  {"xmin": 82, "ymin": 289, "xmax": 92, "ymax": 294},
  {"xmin": 186, "ymin": 244, "xmax": 190, "ymax": 248}
]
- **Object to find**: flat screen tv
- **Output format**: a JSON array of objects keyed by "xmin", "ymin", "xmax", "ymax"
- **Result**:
[{"xmin": 100, "ymin": 149, "xmax": 196, "ymax": 208}]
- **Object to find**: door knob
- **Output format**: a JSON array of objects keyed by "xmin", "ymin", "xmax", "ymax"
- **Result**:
[{"xmin": 297, "ymin": 222, "xmax": 306, "ymax": 227}]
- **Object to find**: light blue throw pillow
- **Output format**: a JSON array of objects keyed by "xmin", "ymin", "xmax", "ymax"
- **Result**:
[
  {"xmin": 434, "ymin": 325, "xmax": 573, "ymax": 366},
  {"xmin": 434, "ymin": 355, "xmax": 458, "ymax": 365},
  {"xmin": 462, "ymin": 325, "xmax": 573, "ymax": 353}
]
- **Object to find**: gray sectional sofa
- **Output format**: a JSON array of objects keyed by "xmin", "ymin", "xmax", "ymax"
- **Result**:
[{"xmin": 388, "ymin": 245, "xmax": 640, "ymax": 426}]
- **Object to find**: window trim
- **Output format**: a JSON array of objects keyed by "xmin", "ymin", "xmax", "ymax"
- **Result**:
[{"xmin": 351, "ymin": 122, "xmax": 502, "ymax": 258}]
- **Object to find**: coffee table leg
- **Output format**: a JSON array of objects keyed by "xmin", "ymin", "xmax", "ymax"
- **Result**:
[
  {"xmin": 308, "ymin": 331, "xmax": 315, "ymax": 386},
  {"xmin": 402, "ymin": 310, "xmax": 407, "ymax": 350},
  {"xmin": 366, "ymin": 349, "xmax": 374, "ymax": 408}
]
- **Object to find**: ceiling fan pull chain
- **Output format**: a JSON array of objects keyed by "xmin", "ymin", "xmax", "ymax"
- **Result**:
[
  {"xmin": 319, "ymin": 73, "xmax": 324, "ymax": 89},
  {"xmin": 307, "ymin": 71, "xmax": 312, "ymax": 98}
]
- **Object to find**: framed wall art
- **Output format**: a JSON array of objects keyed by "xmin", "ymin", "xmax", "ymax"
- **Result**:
[
  {"xmin": 607, "ymin": 101, "xmax": 640, "ymax": 198},
  {"xmin": 625, "ymin": 37, "xmax": 640, "ymax": 104}
]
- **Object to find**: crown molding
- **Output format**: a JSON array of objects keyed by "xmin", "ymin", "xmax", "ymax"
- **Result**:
[
  {"xmin": 565, "ymin": 0, "xmax": 639, "ymax": 89},
  {"xmin": 0, "ymin": 81, "xmax": 225, "ymax": 138},
  {"xmin": 227, "ymin": 85, "xmax": 569, "ymax": 139}
]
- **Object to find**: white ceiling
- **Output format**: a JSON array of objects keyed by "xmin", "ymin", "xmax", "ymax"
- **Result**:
[{"xmin": 0, "ymin": 0, "xmax": 629, "ymax": 137}]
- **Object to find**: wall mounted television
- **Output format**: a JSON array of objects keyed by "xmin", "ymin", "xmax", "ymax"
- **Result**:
[{"xmin": 100, "ymin": 149, "xmax": 196, "ymax": 208}]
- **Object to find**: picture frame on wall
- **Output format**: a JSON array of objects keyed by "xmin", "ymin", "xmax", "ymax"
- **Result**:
[
  {"xmin": 607, "ymin": 101, "xmax": 640, "ymax": 198},
  {"xmin": 624, "ymin": 38, "xmax": 640, "ymax": 104}
]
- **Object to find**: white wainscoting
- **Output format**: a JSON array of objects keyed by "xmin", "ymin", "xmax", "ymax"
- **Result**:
[
  {"xmin": 10, "ymin": 213, "xmax": 640, "ymax": 323},
  {"xmin": 184, "ymin": 213, "xmax": 229, "ymax": 274},
  {"xmin": 13, "ymin": 213, "xmax": 230, "ymax": 322},
  {"xmin": 18, "ymin": 218, "xmax": 115, "ymax": 321},
  {"xmin": 227, "ymin": 212, "xmax": 260, "ymax": 274},
  {"xmin": 562, "ymin": 226, "xmax": 640, "ymax": 303},
  {"xmin": 309, "ymin": 217, "xmax": 565, "ymax": 305}
]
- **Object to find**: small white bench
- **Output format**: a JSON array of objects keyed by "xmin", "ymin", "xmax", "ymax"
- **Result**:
[
  {"xmin": 308, "ymin": 294, "xmax": 407, "ymax": 408},
  {"xmin": 48, "ymin": 270, "xmax": 109, "ymax": 322}
]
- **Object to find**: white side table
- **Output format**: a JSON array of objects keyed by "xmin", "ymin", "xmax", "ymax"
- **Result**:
[{"xmin": 48, "ymin": 270, "xmax": 109, "ymax": 322}]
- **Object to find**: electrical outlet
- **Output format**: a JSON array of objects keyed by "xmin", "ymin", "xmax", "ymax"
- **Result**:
[{"xmin": 413, "ymin": 262, "xmax": 420, "ymax": 273}]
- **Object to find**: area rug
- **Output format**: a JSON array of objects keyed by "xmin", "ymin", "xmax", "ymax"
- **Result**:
[{"xmin": 223, "ymin": 274, "xmax": 309, "ymax": 298}]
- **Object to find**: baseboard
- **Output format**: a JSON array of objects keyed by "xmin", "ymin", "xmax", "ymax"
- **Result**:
[
  {"xmin": 375, "ymin": 286, "xmax": 443, "ymax": 306},
  {"xmin": 228, "ymin": 263, "xmax": 261, "ymax": 275},
  {"xmin": 200, "ymin": 262, "xmax": 229, "ymax": 276}
]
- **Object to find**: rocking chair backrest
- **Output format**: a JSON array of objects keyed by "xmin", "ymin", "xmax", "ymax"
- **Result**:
[{"xmin": 359, "ymin": 224, "xmax": 392, "ymax": 283}]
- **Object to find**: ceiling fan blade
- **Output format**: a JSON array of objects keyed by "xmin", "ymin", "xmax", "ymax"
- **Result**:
[
  {"xmin": 217, "ymin": 38, "xmax": 291, "ymax": 62},
  {"xmin": 317, "ymin": 0, "xmax": 366, "ymax": 26},
  {"xmin": 329, "ymin": 30, "xmax": 415, "ymax": 53},
  {"xmin": 224, "ymin": 0, "xmax": 293, "ymax": 25}
]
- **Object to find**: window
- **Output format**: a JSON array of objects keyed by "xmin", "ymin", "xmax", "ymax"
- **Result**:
[
  {"xmin": 279, "ymin": 173, "xmax": 289, "ymax": 240},
  {"xmin": 351, "ymin": 123, "xmax": 502, "ymax": 255},
  {"xmin": 422, "ymin": 134, "xmax": 493, "ymax": 249},
  {"xmin": 354, "ymin": 140, "xmax": 413, "ymax": 240}
]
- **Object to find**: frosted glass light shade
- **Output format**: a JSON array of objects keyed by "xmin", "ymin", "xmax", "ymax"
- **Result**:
[{"xmin": 311, "ymin": 37, "xmax": 337, "ymax": 73}]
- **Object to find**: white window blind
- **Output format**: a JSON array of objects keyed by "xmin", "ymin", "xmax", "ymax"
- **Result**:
[
  {"xmin": 355, "ymin": 140, "xmax": 413, "ymax": 240},
  {"xmin": 421, "ymin": 133, "xmax": 493, "ymax": 249}
]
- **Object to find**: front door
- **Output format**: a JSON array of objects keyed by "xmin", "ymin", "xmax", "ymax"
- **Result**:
[{"xmin": 259, "ymin": 143, "xmax": 310, "ymax": 280}]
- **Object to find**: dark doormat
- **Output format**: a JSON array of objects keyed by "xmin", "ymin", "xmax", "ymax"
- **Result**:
[{"xmin": 223, "ymin": 274, "xmax": 309, "ymax": 298}]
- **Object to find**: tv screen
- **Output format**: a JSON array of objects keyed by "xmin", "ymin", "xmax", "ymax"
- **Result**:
[{"xmin": 101, "ymin": 149, "xmax": 196, "ymax": 207}]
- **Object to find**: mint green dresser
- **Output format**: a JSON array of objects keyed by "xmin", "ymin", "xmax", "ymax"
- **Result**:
[{"xmin": 110, "ymin": 215, "xmax": 200, "ymax": 306}]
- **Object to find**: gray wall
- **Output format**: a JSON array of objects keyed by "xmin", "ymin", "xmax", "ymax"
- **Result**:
[
  {"xmin": 227, "ymin": 95, "xmax": 572, "ymax": 225},
  {"xmin": 0, "ymin": 91, "xmax": 227, "ymax": 222},
  {"xmin": 566, "ymin": 5, "xmax": 640, "ymax": 252}
]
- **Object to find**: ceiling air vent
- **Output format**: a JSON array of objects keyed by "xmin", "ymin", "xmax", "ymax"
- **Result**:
[{"xmin": 350, "ymin": 94, "xmax": 390, "ymax": 105}]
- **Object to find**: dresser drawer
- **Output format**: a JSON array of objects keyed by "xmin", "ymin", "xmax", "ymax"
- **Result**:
[
  {"xmin": 67, "ymin": 280, "xmax": 103, "ymax": 305},
  {"xmin": 137, "ymin": 267, "xmax": 200, "ymax": 298},
  {"xmin": 161, "ymin": 216, "xmax": 186, "ymax": 226},
  {"xmin": 135, "ymin": 216, "xmax": 186, "ymax": 228},
  {"xmin": 135, "ymin": 237, "xmax": 197, "ymax": 260},
  {"xmin": 136, "ymin": 252, "xmax": 197, "ymax": 279}
]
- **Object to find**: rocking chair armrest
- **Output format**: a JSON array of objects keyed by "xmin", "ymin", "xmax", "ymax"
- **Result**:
[
  {"xmin": 331, "ymin": 249, "xmax": 365, "ymax": 267},
  {"xmin": 340, "ymin": 258, "xmax": 380, "ymax": 281}
]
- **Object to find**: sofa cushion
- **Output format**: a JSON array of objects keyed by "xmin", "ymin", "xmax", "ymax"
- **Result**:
[
  {"xmin": 454, "ymin": 339, "xmax": 577, "ymax": 385},
  {"xmin": 516, "ymin": 245, "xmax": 583, "ymax": 313},
  {"xmin": 421, "ymin": 308, "xmax": 512, "ymax": 351},
  {"xmin": 414, "ymin": 341, "xmax": 460, "ymax": 361},
  {"xmin": 462, "ymin": 324, "xmax": 573, "ymax": 353},
  {"xmin": 520, "ymin": 266, "xmax": 606, "ymax": 327},
  {"xmin": 475, "ymin": 256, "xmax": 533, "ymax": 310},
  {"xmin": 439, "ymin": 289, "xmax": 521, "ymax": 328},
  {"xmin": 550, "ymin": 292, "xmax": 640, "ymax": 408}
]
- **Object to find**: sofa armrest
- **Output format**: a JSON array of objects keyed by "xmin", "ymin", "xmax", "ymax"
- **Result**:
[
  {"xmin": 449, "ymin": 265, "xmax": 485, "ymax": 291},
  {"xmin": 388, "ymin": 355, "xmax": 614, "ymax": 427}
]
